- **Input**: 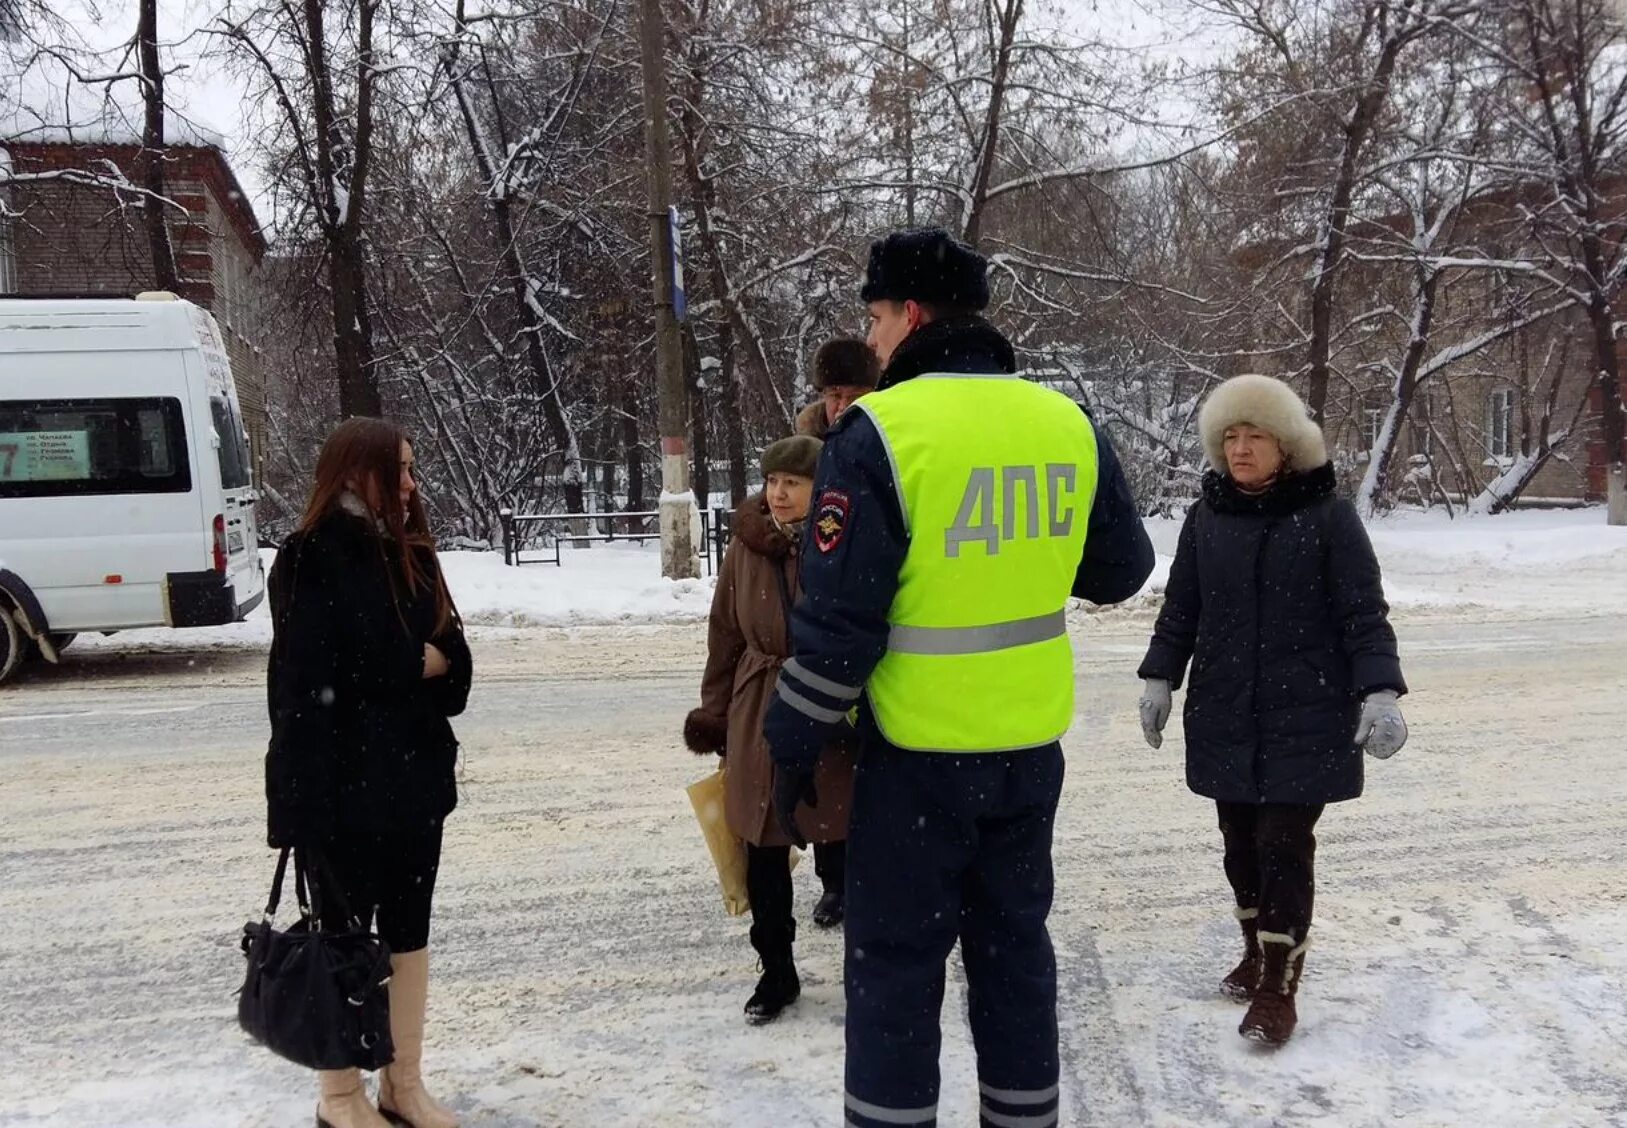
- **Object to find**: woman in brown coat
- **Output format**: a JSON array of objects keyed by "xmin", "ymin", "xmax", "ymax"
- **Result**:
[{"xmin": 685, "ymin": 435, "xmax": 856, "ymax": 1023}]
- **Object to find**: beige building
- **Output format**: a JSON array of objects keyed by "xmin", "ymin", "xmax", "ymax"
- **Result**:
[
  {"xmin": 1234, "ymin": 202, "xmax": 1614, "ymax": 508},
  {"xmin": 1322, "ymin": 302, "xmax": 1603, "ymax": 507}
]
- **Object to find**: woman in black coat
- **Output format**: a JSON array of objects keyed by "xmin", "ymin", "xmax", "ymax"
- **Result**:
[
  {"xmin": 266, "ymin": 417, "xmax": 471, "ymax": 1128},
  {"xmin": 1137, "ymin": 374, "xmax": 1409, "ymax": 1048}
]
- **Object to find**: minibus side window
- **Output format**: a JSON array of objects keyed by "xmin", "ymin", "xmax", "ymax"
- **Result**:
[{"xmin": 0, "ymin": 397, "xmax": 191, "ymax": 497}]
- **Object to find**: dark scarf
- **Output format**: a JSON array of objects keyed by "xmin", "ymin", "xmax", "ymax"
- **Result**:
[
  {"xmin": 1203, "ymin": 462, "xmax": 1337, "ymax": 516},
  {"xmin": 878, "ymin": 314, "xmax": 1018, "ymax": 389}
]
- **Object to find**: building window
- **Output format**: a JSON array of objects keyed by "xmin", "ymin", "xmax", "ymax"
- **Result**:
[
  {"xmin": 1408, "ymin": 393, "xmax": 1436, "ymax": 458},
  {"xmin": 0, "ymin": 209, "xmax": 14, "ymax": 293},
  {"xmin": 1487, "ymin": 388, "xmax": 1515, "ymax": 460},
  {"xmin": 1362, "ymin": 405, "xmax": 1385, "ymax": 450},
  {"xmin": 216, "ymin": 238, "xmax": 233, "ymax": 329},
  {"xmin": 0, "ymin": 149, "xmax": 14, "ymax": 293},
  {"xmin": 229, "ymin": 253, "xmax": 244, "ymax": 330},
  {"xmin": 1411, "ymin": 416, "xmax": 1434, "ymax": 458}
]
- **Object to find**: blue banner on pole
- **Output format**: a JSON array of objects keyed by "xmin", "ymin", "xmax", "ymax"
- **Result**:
[{"xmin": 669, "ymin": 205, "xmax": 687, "ymax": 322}]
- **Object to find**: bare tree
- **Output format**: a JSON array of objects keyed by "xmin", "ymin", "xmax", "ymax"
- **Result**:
[
  {"xmin": 1465, "ymin": 315, "xmax": 1594, "ymax": 511},
  {"xmin": 433, "ymin": 0, "xmax": 594, "ymax": 514},
  {"xmin": 217, "ymin": 0, "xmax": 1627, "ymax": 534},
  {"xmin": 643, "ymin": 0, "xmax": 872, "ymax": 512},
  {"xmin": 1445, "ymin": 0, "xmax": 1627, "ymax": 521},
  {"xmin": 1338, "ymin": 34, "xmax": 1576, "ymax": 514},
  {"xmin": 1207, "ymin": 0, "xmax": 1468, "ymax": 422},
  {"xmin": 1, "ymin": 5, "xmax": 193, "ymax": 264},
  {"xmin": 215, "ymin": 0, "xmax": 384, "ymax": 418},
  {"xmin": 137, "ymin": 0, "xmax": 179, "ymax": 292}
]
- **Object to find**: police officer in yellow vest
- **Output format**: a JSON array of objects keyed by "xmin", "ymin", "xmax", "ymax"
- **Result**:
[{"xmin": 764, "ymin": 228, "xmax": 1155, "ymax": 1128}]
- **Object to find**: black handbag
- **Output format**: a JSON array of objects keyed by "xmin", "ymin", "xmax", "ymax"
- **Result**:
[{"xmin": 237, "ymin": 847, "xmax": 395, "ymax": 1070}]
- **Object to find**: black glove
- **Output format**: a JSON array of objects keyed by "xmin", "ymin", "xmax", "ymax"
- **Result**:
[
  {"xmin": 772, "ymin": 762, "xmax": 819, "ymax": 848},
  {"xmin": 684, "ymin": 710, "xmax": 729, "ymax": 757}
]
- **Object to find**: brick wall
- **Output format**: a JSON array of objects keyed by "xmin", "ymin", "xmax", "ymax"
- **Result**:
[{"xmin": 2, "ymin": 141, "xmax": 268, "ymax": 477}]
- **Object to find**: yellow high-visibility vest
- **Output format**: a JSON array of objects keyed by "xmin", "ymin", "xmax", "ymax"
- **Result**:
[{"xmin": 856, "ymin": 372, "xmax": 1099, "ymax": 752}]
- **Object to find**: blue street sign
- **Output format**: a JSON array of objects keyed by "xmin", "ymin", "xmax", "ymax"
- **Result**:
[{"xmin": 669, "ymin": 205, "xmax": 687, "ymax": 322}]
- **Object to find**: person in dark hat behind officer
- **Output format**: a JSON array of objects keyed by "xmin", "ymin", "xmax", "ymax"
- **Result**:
[
  {"xmin": 763, "ymin": 227, "xmax": 1155, "ymax": 1128},
  {"xmin": 789, "ymin": 336, "xmax": 879, "ymax": 926},
  {"xmin": 796, "ymin": 337, "xmax": 881, "ymax": 439}
]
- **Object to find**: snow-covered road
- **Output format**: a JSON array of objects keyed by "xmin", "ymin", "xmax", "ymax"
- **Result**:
[{"xmin": 1, "ymin": 609, "xmax": 1624, "ymax": 1127}]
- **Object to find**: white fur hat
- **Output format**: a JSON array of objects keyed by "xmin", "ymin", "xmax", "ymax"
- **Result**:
[{"xmin": 1198, "ymin": 374, "xmax": 1329, "ymax": 472}]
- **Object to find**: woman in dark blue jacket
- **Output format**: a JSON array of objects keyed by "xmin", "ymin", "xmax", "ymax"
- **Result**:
[
  {"xmin": 267, "ymin": 417, "xmax": 471, "ymax": 1128},
  {"xmin": 1138, "ymin": 374, "xmax": 1408, "ymax": 1047}
]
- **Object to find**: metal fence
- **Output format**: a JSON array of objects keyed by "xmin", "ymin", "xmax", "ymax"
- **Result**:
[{"xmin": 499, "ymin": 506, "xmax": 734, "ymax": 575}]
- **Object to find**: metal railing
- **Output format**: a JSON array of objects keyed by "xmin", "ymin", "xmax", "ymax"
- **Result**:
[{"xmin": 499, "ymin": 506, "xmax": 734, "ymax": 575}]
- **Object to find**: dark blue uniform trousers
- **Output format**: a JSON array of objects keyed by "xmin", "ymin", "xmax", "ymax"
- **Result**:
[{"xmin": 843, "ymin": 735, "xmax": 1065, "ymax": 1128}]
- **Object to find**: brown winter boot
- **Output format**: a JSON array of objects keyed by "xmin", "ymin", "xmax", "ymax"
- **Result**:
[
  {"xmin": 378, "ymin": 949, "xmax": 460, "ymax": 1128},
  {"xmin": 1239, "ymin": 931, "xmax": 1309, "ymax": 1046},
  {"xmin": 1220, "ymin": 907, "xmax": 1261, "ymax": 1002},
  {"xmin": 316, "ymin": 1069, "xmax": 391, "ymax": 1128}
]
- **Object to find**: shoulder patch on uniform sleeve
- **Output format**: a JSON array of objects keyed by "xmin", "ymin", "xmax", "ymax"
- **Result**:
[{"xmin": 814, "ymin": 489, "xmax": 851, "ymax": 554}]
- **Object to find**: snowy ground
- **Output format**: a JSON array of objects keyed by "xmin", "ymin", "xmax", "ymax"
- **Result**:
[{"xmin": 2, "ymin": 510, "xmax": 1625, "ymax": 1127}]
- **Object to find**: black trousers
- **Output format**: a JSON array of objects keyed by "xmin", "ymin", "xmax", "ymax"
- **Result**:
[
  {"xmin": 814, "ymin": 839, "xmax": 846, "ymax": 894},
  {"xmin": 317, "ymin": 826, "xmax": 445, "ymax": 953},
  {"xmin": 746, "ymin": 843, "xmax": 794, "ymax": 952},
  {"xmin": 1215, "ymin": 801, "xmax": 1323, "ymax": 940}
]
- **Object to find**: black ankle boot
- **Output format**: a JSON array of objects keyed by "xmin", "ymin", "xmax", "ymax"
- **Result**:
[
  {"xmin": 746, "ymin": 924, "xmax": 800, "ymax": 1024},
  {"xmin": 812, "ymin": 888, "xmax": 844, "ymax": 928},
  {"xmin": 744, "ymin": 957, "xmax": 801, "ymax": 1024}
]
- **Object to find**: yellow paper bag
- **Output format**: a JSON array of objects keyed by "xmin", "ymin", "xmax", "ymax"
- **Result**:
[
  {"xmin": 686, "ymin": 767, "xmax": 801, "ymax": 917},
  {"xmin": 687, "ymin": 767, "xmax": 750, "ymax": 916}
]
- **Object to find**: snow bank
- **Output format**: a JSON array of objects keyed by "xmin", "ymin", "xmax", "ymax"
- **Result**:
[
  {"xmin": 74, "ymin": 544, "xmax": 715, "ymax": 655},
  {"xmin": 1369, "ymin": 507, "xmax": 1627, "ymax": 568},
  {"xmin": 446, "ymin": 543, "xmax": 714, "ymax": 628},
  {"xmin": 1371, "ymin": 507, "xmax": 1627, "ymax": 612},
  {"xmin": 72, "ymin": 507, "xmax": 1625, "ymax": 657},
  {"xmin": 1140, "ymin": 506, "xmax": 1627, "ymax": 613}
]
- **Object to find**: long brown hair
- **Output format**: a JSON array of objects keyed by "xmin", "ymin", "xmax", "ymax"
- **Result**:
[{"xmin": 299, "ymin": 417, "xmax": 453, "ymax": 633}]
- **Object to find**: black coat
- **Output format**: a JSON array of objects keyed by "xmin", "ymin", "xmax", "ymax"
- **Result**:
[
  {"xmin": 265, "ymin": 508, "xmax": 472, "ymax": 847},
  {"xmin": 1138, "ymin": 465, "xmax": 1406, "ymax": 805}
]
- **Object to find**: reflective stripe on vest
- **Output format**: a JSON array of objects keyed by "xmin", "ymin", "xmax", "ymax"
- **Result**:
[
  {"xmin": 887, "ymin": 609, "xmax": 1067, "ymax": 655},
  {"xmin": 856, "ymin": 373, "xmax": 1098, "ymax": 753}
]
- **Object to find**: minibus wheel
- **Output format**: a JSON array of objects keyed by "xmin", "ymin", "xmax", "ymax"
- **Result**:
[{"xmin": 0, "ymin": 607, "xmax": 22, "ymax": 685}]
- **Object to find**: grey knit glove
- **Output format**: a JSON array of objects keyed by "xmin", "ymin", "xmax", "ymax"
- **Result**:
[
  {"xmin": 1139, "ymin": 678, "xmax": 1172, "ymax": 750},
  {"xmin": 1355, "ymin": 691, "xmax": 1408, "ymax": 759}
]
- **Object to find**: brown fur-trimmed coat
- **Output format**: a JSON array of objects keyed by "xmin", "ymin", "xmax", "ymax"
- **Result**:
[
  {"xmin": 685, "ymin": 492, "xmax": 854, "ymax": 846},
  {"xmin": 795, "ymin": 401, "xmax": 829, "ymax": 439}
]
